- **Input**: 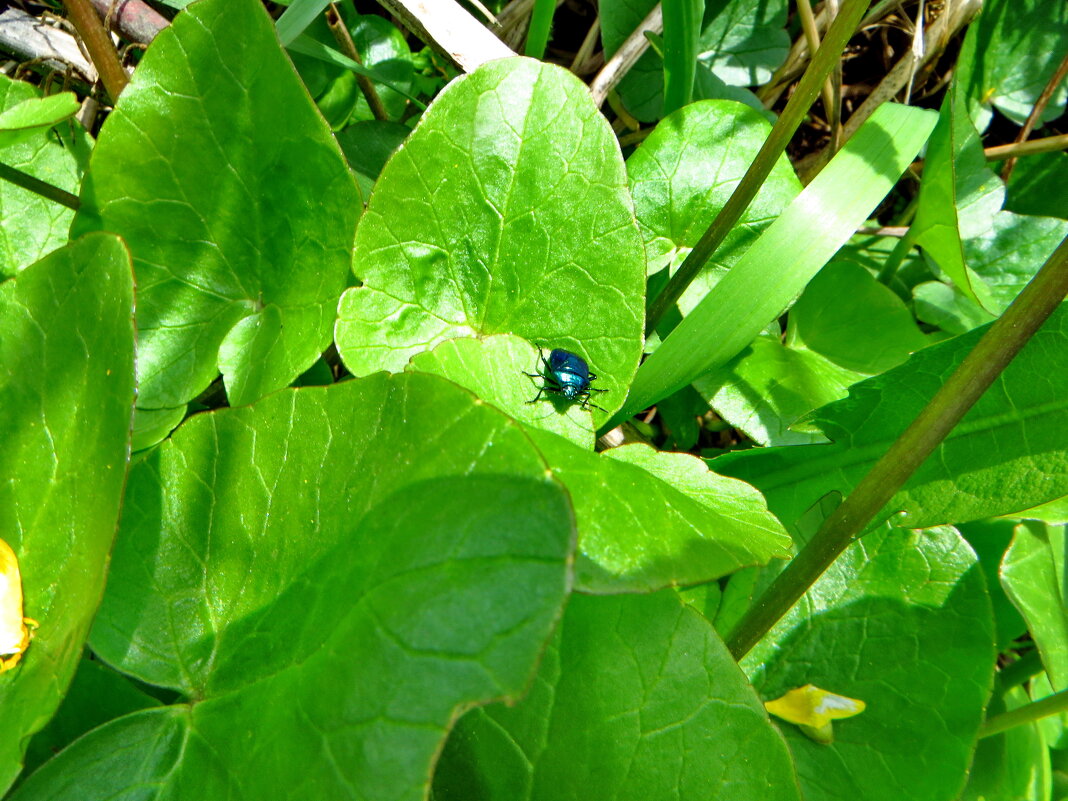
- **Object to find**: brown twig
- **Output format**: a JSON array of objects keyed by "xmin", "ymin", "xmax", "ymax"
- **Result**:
[
  {"xmin": 89, "ymin": 0, "xmax": 168, "ymax": 44},
  {"xmin": 63, "ymin": 0, "xmax": 128, "ymax": 102},
  {"xmin": 326, "ymin": 4, "xmax": 389, "ymax": 121},
  {"xmin": 1001, "ymin": 50, "xmax": 1068, "ymax": 183}
]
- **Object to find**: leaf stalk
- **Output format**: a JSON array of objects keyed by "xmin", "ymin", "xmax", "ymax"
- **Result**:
[{"xmin": 981, "ymin": 687, "xmax": 1068, "ymax": 739}]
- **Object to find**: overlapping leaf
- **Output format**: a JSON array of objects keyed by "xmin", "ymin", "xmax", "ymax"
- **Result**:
[
  {"xmin": 0, "ymin": 234, "xmax": 135, "ymax": 792},
  {"xmin": 743, "ymin": 526, "xmax": 994, "ymax": 801},
  {"xmin": 72, "ymin": 0, "xmax": 360, "ymax": 409},
  {"xmin": 627, "ymin": 100, "xmax": 801, "ymax": 320},
  {"xmin": 335, "ymin": 57, "xmax": 646, "ymax": 424},
  {"xmin": 715, "ymin": 303, "xmax": 1068, "ymax": 531},
  {"xmin": 434, "ymin": 592, "xmax": 803, "ymax": 801},
  {"xmin": 0, "ymin": 76, "xmax": 82, "ymax": 278},
  {"xmin": 1001, "ymin": 521, "xmax": 1068, "ymax": 689},
  {"xmin": 42, "ymin": 373, "xmax": 575, "ymax": 800}
]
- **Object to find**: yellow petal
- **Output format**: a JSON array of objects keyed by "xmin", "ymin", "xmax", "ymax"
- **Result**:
[
  {"xmin": 0, "ymin": 537, "xmax": 34, "ymax": 672},
  {"xmin": 764, "ymin": 684, "xmax": 866, "ymax": 728}
]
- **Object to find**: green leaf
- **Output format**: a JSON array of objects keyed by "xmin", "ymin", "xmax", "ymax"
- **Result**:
[
  {"xmin": 0, "ymin": 77, "xmax": 82, "ymax": 278},
  {"xmin": 335, "ymin": 57, "xmax": 645, "ymax": 425},
  {"xmin": 912, "ymin": 280, "xmax": 995, "ymax": 335},
  {"xmin": 0, "ymin": 92, "xmax": 79, "ymax": 149},
  {"xmin": 72, "ymin": 0, "xmax": 360, "ymax": 409},
  {"xmin": 963, "ymin": 211, "xmax": 1068, "ymax": 315},
  {"xmin": 20, "ymin": 658, "xmax": 161, "ymax": 781},
  {"xmin": 75, "ymin": 372, "xmax": 572, "ymax": 799},
  {"xmin": 433, "ymin": 592, "xmax": 803, "ymax": 801},
  {"xmin": 618, "ymin": 103, "xmax": 937, "ymax": 422},
  {"xmin": 1001, "ymin": 521, "xmax": 1068, "ymax": 689},
  {"xmin": 713, "ymin": 303, "xmax": 1068, "ymax": 532},
  {"xmin": 961, "ymin": 685, "xmax": 1051, "ymax": 801},
  {"xmin": 526, "ymin": 433, "xmax": 791, "ymax": 592},
  {"xmin": 1006, "ymin": 152, "xmax": 1068, "ymax": 221},
  {"xmin": 408, "ymin": 335, "xmax": 597, "ymax": 449},
  {"xmin": 958, "ymin": 519, "xmax": 1027, "ymax": 649},
  {"xmin": 912, "ymin": 79, "xmax": 1004, "ymax": 308},
  {"xmin": 788, "ymin": 260, "xmax": 928, "ymax": 374},
  {"xmin": 956, "ymin": 0, "xmax": 1068, "ymax": 129},
  {"xmin": 743, "ymin": 526, "xmax": 994, "ymax": 801},
  {"xmin": 603, "ymin": 0, "xmax": 790, "ymax": 121},
  {"xmin": 1031, "ymin": 672, "xmax": 1068, "ymax": 751},
  {"xmin": 0, "ymin": 233, "xmax": 135, "ymax": 792},
  {"xmin": 693, "ymin": 333, "xmax": 862, "ymax": 446},
  {"xmin": 337, "ymin": 120, "xmax": 410, "ymax": 200},
  {"xmin": 292, "ymin": 12, "xmax": 415, "ymax": 128},
  {"xmin": 525, "ymin": 0, "xmax": 555, "ymax": 58},
  {"xmin": 129, "ymin": 405, "xmax": 188, "ymax": 452},
  {"xmin": 626, "ymin": 99, "xmax": 801, "ymax": 313}
]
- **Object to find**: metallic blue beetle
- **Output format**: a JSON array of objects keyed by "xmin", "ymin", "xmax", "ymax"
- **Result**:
[{"xmin": 525, "ymin": 348, "xmax": 608, "ymax": 411}]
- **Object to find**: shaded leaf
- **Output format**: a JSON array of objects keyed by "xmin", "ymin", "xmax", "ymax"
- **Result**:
[
  {"xmin": 961, "ymin": 685, "xmax": 1051, "ymax": 801},
  {"xmin": 956, "ymin": 0, "xmax": 1068, "ymax": 128},
  {"xmin": 626, "ymin": 99, "xmax": 801, "ymax": 318},
  {"xmin": 0, "ymin": 76, "xmax": 81, "ymax": 278},
  {"xmin": 1001, "ymin": 521, "xmax": 1068, "ymax": 689},
  {"xmin": 694, "ymin": 334, "xmax": 862, "ymax": 446},
  {"xmin": 912, "ymin": 79, "xmax": 1004, "ymax": 308},
  {"xmin": 434, "ymin": 592, "xmax": 803, "ymax": 801},
  {"xmin": 602, "ymin": 0, "xmax": 790, "ymax": 121},
  {"xmin": 789, "ymin": 260, "xmax": 927, "ymax": 374},
  {"xmin": 744, "ymin": 526, "xmax": 995, "ymax": 801},
  {"xmin": 619, "ymin": 103, "xmax": 936, "ymax": 423}
]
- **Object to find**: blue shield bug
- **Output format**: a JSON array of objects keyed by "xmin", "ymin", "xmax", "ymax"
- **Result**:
[{"xmin": 524, "ymin": 348, "xmax": 608, "ymax": 412}]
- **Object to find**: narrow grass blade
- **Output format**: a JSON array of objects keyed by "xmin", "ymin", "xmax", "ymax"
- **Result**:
[{"xmin": 603, "ymin": 102, "xmax": 937, "ymax": 430}]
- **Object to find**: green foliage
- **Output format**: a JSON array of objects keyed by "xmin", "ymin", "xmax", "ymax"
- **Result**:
[{"xmin": 1, "ymin": 0, "xmax": 1066, "ymax": 796}]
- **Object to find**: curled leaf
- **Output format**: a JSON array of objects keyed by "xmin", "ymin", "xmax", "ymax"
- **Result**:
[{"xmin": 0, "ymin": 538, "xmax": 36, "ymax": 673}]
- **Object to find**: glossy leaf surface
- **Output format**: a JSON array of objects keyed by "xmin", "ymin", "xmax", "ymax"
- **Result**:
[
  {"xmin": 528, "ymin": 433, "xmax": 791, "ymax": 592},
  {"xmin": 335, "ymin": 57, "xmax": 646, "ymax": 425},
  {"xmin": 0, "ymin": 76, "xmax": 81, "ymax": 278},
  {"xmin": 74, "ymin": 373, "xmax": 571, "ymax": 800},
  {"xmin": 0, "ymin": 234, "xmax": 135, "ymax": 792},
  {"xmin": 73, "ymin": 0, "xmax": 360, "ymax": 409}
]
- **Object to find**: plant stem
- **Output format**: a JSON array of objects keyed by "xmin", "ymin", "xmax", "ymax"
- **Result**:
[
  {"xmin": 725, "ymin": 232, "xmax": 1068, "ymax": 660},
  {"xmin": 985, "ymin": 134, "xmax": 1068, "ymax": 163},
  {"xmin": 0, "ymin": 162, "xmax": 80, "ymax": 210},
  {"xmin": 63, "ymin": 0, "xmax": 128, "ymax": 103},
  {"xmin": 981, "ymin": 687, "xmax": 1068, "ymax": 739},
  {"xmin": 326, "ymin": 4, "xmax": 389, "ymax": 122},
  {"xmin": 643, "ymin": 0, "xmax": 871, "ymax": 337},
  {"xmin": 1000, "ymin": 50, "xmax": 1068, "ymax": 183},
  {"xmin": 999, "ymin": 648, "xmax": 1044, "ymax": 691}
]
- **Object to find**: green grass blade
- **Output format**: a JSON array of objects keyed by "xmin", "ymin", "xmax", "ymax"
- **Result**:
[
  {"xmin": 276, "ymin": 0, "xmax": 330, "ymax": 46},
  {"xmin": 602, "ymin": 102, "xmax": 937, "ymax": 431},
  {"xmin": 286, "ymin": 34, "xmax": 427, "ymax": 109},
  {"xmin": 661, "ymin": 0, "xmax": 702, "ymax": 114},
  {"xmin": 525, "ymin": 0, "xmax": 555, "ymax": 58}
]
